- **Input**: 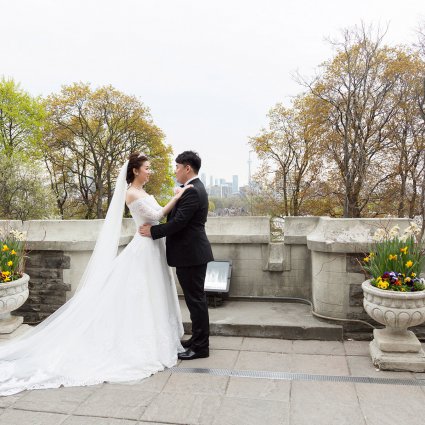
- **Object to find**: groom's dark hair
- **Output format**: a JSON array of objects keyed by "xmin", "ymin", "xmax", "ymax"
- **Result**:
[{"xmin": 176, "ymin": 151, "xmax": 201, "ymax": 174}]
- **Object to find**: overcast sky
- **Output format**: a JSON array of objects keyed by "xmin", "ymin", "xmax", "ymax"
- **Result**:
[{"xmin": 1, "ymin": 0, "xmax": 424, "ymax": 185}]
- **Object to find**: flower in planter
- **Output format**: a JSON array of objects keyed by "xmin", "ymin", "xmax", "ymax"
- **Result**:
[
  {"xmin": 362, "ymin": 223, "xmax": 425, "ymax": 292},
  {"xmin": 0, "ymin": 226, "xmax": 27, "ymax": 283}
]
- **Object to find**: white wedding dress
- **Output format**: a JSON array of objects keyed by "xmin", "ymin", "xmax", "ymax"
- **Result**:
[{"xmin": 0, "ymin": 162, "xmax": 184, "ymax": 396}]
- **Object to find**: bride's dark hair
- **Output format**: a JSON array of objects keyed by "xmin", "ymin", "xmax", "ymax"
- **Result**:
[{"xmin": 126, "ymin": 152, "xmax": 149, "ymax": 184}]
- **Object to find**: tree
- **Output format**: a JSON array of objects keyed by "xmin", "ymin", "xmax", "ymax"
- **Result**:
[
  {"xmin": 44, "ymin": 83, "xmax": 173, "ymax": 219},
  {"xmin": 0, "ymin": 78, "xmax": 46, "ymax": 158},
  {"xmin": 303, "ymin": 25, "xmax": 404, "ymax": 217},
  {"xmin": 0, "ymin": 154, "xmax": 58, "ymax": 220},
  {"xmin": 249, "ymin": 96, "xmax": 320, "ymax": 216},
  {"xmin": 384, "ymin": 50, "xmax": 425, "ymax": 218}
]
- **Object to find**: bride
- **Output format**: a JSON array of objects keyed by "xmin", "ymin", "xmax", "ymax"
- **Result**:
[{"xmin": 0, "ymin": 152, "xmax": 190, "ymax": 396}]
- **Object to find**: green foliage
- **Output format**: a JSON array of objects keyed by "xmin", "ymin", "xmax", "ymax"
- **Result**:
[
  {"xmin": 0, "ymin": 154, "xmax": 59, "ymax": 220},
  {"xmin": 362, "ymin": 224, "xmax": 425, "ymax": 292},
  {"xmin": 0, "ymin": 77, "xmax": 46, "ymax": 158},
  {"xmin": 0, "ymin": 225, "xmax": 26, "ymax": 283}
]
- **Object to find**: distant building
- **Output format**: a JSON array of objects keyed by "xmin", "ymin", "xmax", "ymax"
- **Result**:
[
  {"xmin": 209, "ymin": 176, "xmax": 214, "ymax": 187},
  {"xmin": 232, "ymin": 175, "xmax": 239, "ymax": 194},
  {"xmin": 200, "ymin": 173, "xmax": 206, "ymax": 186},
  {"xmin": 221, "ymin": 185, "xmax": 232, "ymax": 198},
  {"xmin": 209, "ymin": 185, "xmax": 221, "ymax": 197}
]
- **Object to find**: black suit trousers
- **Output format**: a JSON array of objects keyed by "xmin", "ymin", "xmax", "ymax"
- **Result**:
[{"xmin": 176, "ymin": 264, "xmax": 209, "ymax": 351}]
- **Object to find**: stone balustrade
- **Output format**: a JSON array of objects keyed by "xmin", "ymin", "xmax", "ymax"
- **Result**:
[{"xmin": 1, "ymin": 216, "xmax": 423, "ymax": 337}]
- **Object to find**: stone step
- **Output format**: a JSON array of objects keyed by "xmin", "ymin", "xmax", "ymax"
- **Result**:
[{"xmin": 179, "ymin": 299, "xmax": 343, "ymax": 341}]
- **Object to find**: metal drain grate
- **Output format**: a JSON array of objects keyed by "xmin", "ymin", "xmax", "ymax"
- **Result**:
[{"xmin": 170, "ymin": 367, "xmax": 425, "ymax": 387}]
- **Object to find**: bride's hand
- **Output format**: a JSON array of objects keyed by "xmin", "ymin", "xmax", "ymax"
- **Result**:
[{"xmin": 174, "ymin": 184, "xmax": 193, "ymax": 199}]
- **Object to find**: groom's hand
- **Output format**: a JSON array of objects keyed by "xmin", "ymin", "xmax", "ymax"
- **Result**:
[{"xmin": 139, "ymin": 224, "xmax": 152, "ymax": 238}]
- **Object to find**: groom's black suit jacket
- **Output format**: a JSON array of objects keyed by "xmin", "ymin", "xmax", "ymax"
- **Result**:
[{"xmin": 150, "ymin": 178, "xmax": 214, "ymax": 267}]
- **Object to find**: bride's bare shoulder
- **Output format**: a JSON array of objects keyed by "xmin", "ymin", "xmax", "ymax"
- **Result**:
[{"xmin": 125, "ymin": 187, "xmax": 149, "ymax": 206}]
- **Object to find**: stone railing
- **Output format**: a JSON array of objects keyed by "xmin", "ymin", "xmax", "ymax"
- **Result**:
[{"xmin": 1, "ymin": 216, "xmax": 423, "ymax": 337}]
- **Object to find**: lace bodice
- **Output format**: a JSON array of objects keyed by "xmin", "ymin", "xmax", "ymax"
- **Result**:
[{"xmin": 127, "ymin": 195, "xmax": 164, "ymax": 227}]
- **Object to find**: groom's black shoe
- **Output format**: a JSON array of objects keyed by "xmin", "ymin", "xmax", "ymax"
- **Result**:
[
  {"xmin": 181, "ymin": 338, "xmax": 193, "ymax": 349},
  {"xmin": 178, "ymin": 348, "xmax": 209, "ymax": 360}
]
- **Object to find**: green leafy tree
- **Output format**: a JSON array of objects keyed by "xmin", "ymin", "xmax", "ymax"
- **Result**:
[{"xmin": 0, "ymin": 77, "xmax": 46, "ymax": 158}]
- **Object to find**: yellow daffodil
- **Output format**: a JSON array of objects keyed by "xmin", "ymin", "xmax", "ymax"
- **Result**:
[
  {"xmin": 7, "ymin": 261, "xmax": 13, "ymax": 267},
  {"xmin": 1, "ymin": 271, "xmax": 10, "ymax": 277},
  {"xmin": 388, "ymin": 254, "xmax": 397, "ymax": 261},
  {"xmin": 363, "ymin": 256, "xmax": 370, "ymax": 263},
  {"xmin": 11, "ymin": 250, "xmax": 16, "ymax": 255},
  {"xmin": 2, "ymin": 245, "xmax": 9, "ymax": 252},
  {"xmin": 411, "ymin": 272, "xmax": 416, "ymax": 277},
  {"xmin": 400, "ymin": 246, "xmax": 408, "ymax": 255},
  {"xmin": 3, "ymin": 277, "xmax": 10, "ymax": 282},
  {"xmin": 406, "ymin": 260, "xmax": 413, "ymax": 268},
  {"xmin": 369, "ymin": 252, "xmax": 375, "ymax": 257}
]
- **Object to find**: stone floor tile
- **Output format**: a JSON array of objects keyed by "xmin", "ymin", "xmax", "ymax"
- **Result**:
[
  {"xmin": 178, "ymin": 349, "xmax": 239, "ymax": 369},
  {"xmin": 0, "ymin": 409, "xmax": 68, "ymax": 425},
  {"xmin": 413, "ymin": 372, "xmax": 425, "ymax": 380},
  {"xmin": 241, "ymin": 337, "xmax": 293, "ymax": 353},
  {"xmin": 74, "ymin": 386, "xmax": 156, "ymax": 420},
  {"xmin": 292, "ymin": 340, "xmax": 345, "ymax": 355},
  {"xmin": 226, "ymin": 377, "xmax": 290, "ymax": 402},
  {"xmin": 344, "ymin": 340, "xmax": 371, "ymax": 356},
  {"xmin": 209, "ymin": 336, "xmax": 244, "ymax": 350},
  {"xmin": 63, "ymin": 417, "xmax": 136, "ymax": 425},
  {"xmin": 13, "ymin": 386, "xmax": 95, "ymax": 414},
  {"xmin": 114, "ymin": 370, "xmax": 171, "ymax": 392},
  {"xmin": 234, "ymin": 351, "xmax": 291, "ymax": 372},
  {"xmin": 347, "ymin": 355, "xmax": 415, "ymax": 378},
  {"xmin": 290, "ymin": 398, "xmax": 366, "ymax": 425},
  {"xmin": 211, "ymin": 397, "xmax": 289, "ymax": 425},
  {"xmin": 291, "ymin": 381, "xmax": 357, "ymax": 403},
  {"xmin": 163, "ymin": 373, "xmax": 228, "ymax": 395},
  {"xmin": 0, "ymin": 391, "xmax": 26, "ymax": 408},
  {"xmin": 291, "ymin": 353, "xmax": 349, "ymax": 375},
  {"xmin": 356, "ymin": 383, "xmax": 425, "ymax": 425},
  {"xmin": 141, "ymin": 392, "xmax": 222, "ymax": 425}
]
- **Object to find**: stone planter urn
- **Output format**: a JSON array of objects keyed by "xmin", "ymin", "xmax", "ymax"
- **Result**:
[
  {"xmin": 362, "ymin": 280, "xmax": 425, "ymax": 372},
  {"xmin": 0, "ymin": 273, "xmax": 30, "ymax": 339}
]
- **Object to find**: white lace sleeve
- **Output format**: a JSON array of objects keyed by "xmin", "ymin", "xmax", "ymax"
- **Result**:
[{"xmin": 136, "ymin": 198, "xmax": 164, "ymax": 221}]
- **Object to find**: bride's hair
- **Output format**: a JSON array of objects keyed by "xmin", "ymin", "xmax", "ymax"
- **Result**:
[{"xmin": 126, "ymin": 152, "xmax": 149, "ymax": 184}]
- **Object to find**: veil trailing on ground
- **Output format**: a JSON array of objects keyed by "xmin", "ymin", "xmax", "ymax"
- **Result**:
[{"xmin": 0, "ymin": 160, "xmax": 129, "ymax": 352}]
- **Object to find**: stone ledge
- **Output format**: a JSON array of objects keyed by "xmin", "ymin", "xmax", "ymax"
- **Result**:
[{"xmin": 307, "ymin": 217, "xmax": 411, "ymax": 253}]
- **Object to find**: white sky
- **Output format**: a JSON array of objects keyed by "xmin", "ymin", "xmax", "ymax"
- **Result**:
[{"xmin": 1, "ymin": 0, "xmax": 424, "ymax": 185}]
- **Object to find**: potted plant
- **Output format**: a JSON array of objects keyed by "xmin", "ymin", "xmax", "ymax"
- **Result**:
[
  {"xmin": 361, "ymin": 222, "xmax": 425, "ymax": 371},
  {"xmin": 0, "ymin": 226, "xmax": 29, "ymax": 337}
]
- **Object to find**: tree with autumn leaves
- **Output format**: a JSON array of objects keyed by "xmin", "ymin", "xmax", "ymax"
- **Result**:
[
  {"xmin": 43, "ymin": 83, "xmax": 173, "ymax": 219},
  {"xmin": 251, "ymin": 24, "xmax": 425, "ymax": 225}
]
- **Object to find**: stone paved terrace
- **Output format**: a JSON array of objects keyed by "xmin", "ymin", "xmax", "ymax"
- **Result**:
[{"xmin": 1, "ymin": 336, "xmax": 425, "ymax": 425}]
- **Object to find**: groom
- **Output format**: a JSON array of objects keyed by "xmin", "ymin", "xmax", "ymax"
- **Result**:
[{"xmin": 139, "ymin": 151, "xmax": 214, "ymax": 360}]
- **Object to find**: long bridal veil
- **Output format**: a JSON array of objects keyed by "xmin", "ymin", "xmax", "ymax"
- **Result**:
[{"xmin": 0, "ymin": 160, "xmax": 129, "ymax": 356}]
